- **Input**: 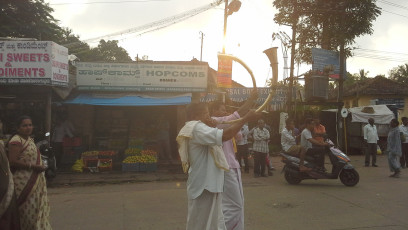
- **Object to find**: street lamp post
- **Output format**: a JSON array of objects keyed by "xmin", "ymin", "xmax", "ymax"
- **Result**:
[
  {"xmin": 223, "ymin": 0, "xmax": 228, "ymax": 54},
  {"xmin": 220, "ymin": 0, "xmax": 241, "ymax": 103},
  {"xmin": 222, "ymin": 0, "xmax": 241, "ymax": 54}
]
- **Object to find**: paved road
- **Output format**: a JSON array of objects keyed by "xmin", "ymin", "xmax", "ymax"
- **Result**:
[{"xmin": 48, "ymin": 155, "xmax": 408, "ymax": 230}]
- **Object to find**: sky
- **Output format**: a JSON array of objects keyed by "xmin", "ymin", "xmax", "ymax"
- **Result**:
[{"xmin": 46, "ymin": 0, "xmax": 408, "ymax": 87}]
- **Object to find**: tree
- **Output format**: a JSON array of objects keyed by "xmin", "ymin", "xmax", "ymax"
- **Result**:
[
  {"xmin": 0, "ymin": 0, "xmax": 63, "ymax": 41},
  {"xmin": 58, "ymin": 28, "xmax": 92, "ymax": 60},
  {"xmin": 389, "ymin": 64, "xmax": 408, "ymax": 84},
  {"xmin": 0, "ymin": 1, "xmax": 131, "ymax": 63},
  {"xmin": 344, "ymin": 72, "xmax": 361, "ymax": 87},
  {"xmin": 273, "ymin": 0, "xmax": 381, "ymax": 64},
  {"xmin": 84, "ymin": 40, "xmax": 132, "ymax": 62},
  {"xmin": 358, "ymin": 69, "xmax": 369, "ymax": 80}
]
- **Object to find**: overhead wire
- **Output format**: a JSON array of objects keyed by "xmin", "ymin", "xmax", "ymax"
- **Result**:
[
  {"xmin": 382, "ymin": 9, "xmax": 408, "ymax": 19},
  {"xmin": 58, "ymin": 0, "xmax": 408, "ymax": 65},
  {"xmin": 354, "ymin": 48, "xmax": 408, "ymax": 57},
  {"xmin": 352, "ymin": 54, "xmax": 407, "ymax": 62},
  {"xmin": 378, "ymin": 0, "xmax": 408, "ymax": 11},
  {"xmin": 62, "ymin": 2, "xmax": 221, "ymax": 48},
  {"xmin": 378, "ymin": 0, "xmax": 408, "ymax": 19},
  {"xmin": 352, "ymin": 48, "xmax": 408, "ymax": 62},
  {"xmin": 49, "ymin": 0, "xmax": 170, "ymax": 6}
]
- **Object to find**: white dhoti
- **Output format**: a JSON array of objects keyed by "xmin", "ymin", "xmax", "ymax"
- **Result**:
[
  {"xmin": 187, "ymin": 189, "xmax": 226, "ymax": 230},
  {"xmin": 223, "ymin": 168, "xmax": 244, "ymax": 230}
]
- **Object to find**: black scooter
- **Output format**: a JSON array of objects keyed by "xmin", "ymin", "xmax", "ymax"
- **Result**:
[
  {"xmin": 280, "ymin": 139, "xmax": 359, "ymax": 187},
  {"xmin": 36, "ymin": 132, "xmax": 57, "ymax": 183}
]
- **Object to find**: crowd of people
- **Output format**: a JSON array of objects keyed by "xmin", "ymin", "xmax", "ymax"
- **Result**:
[
  {"xmin": 362, "ymin": 117, "xmax": 408, "ymax": 178},
  {"xmin": 1, "ymin": 102, "xmax": 406, "ymax": 230},
  {"xmin": 177, "ymin": 98, "xmax": 407, "ymax": 229}
]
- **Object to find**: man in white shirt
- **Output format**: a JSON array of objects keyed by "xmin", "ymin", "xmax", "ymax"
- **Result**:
[
  {"xmin": 300, "ymin": 118, "xmax": 330, "ymax": 170},
  {"xmin": 399, "ymin": 117, "xmax": 408, "ymax": 168},
  {"xmin": 363, "ymin": 118, "xmax": 379, "ymax": 167},
  {"xmin": 281, "ymin": 118, "xmax": 310, "ymax": 172},
  {"xmin": 178, "ymin": 102, "xmax": 259, "ymax": 230}
]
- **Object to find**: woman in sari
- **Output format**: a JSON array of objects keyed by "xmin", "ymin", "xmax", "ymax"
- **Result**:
[
  {"xmin": 0, "ymin": 140, "xmax": 20, "ymax": 230},
  {"xmin": 8, "ymin": 116, "xmax": 52, "ymax": 230}
]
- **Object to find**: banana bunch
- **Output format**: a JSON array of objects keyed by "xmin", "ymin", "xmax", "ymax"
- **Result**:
[{"xmin": 72, "ymin": 159, "xmax": 84, "ymax": 172}]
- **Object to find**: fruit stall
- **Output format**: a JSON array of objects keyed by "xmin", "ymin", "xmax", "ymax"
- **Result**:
[
  {"xmin": 71, "ymin": 146, "xmax": 158, "ymax": 173},
  {"xmin": 71, "ymin": 150, "xmax": 117, "ymax": 173},
  {"xmin": 122, "ymin": 149, "xmax": 158, "ymax": 172}
]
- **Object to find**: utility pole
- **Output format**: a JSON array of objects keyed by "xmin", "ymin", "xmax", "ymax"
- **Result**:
[
  {"xmin": 288, "ymin": 2, "xmax": 298, "ymax": 114},
  {"xmin": 199, "ymin": 31, "xmax": 204, "ymax": 61},
  {"xmin": 222, "ymin": 0, "xmax": 229, "ymax": 54},
  {"xmin": 337, "ymin": 1, "xmax": 346, "ymax": 150}
]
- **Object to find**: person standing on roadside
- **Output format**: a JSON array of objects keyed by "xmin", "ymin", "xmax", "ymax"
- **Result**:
[
  {"xmin": 387, "ymin": 119, "xmax": 402, "ymax": 178},
  {"xmin": 399, "ymin": 117, "xmax": 408, "ymax": 168},
  {"xmin": 252, "ymin": 119, "xmax": 270, "ymax": 177},
  {"xmin": 363, "ymin": 118, "xmax": 379, "ymax": 167},
  {"xmin": 7, "ymin": 116, "xmax": 52, "ymax": 230}
]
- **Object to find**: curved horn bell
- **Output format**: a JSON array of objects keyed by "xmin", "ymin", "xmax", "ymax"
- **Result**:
[{"xmin": 256, "ymin": 47, "xmax": 278, "ymax": 113}]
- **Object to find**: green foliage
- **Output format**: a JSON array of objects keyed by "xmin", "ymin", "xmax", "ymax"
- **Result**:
[
  {"xmin": 84, "ymin": 40, "xmax": 132, "ymax": 62},
  {"xmin": 358, "ymin": 69, "xmax": 369, "ymax": 80},
  {"xmin": 1, "ymin": 1, "xmax": 132, "ymax": 63},
  {"xmin": 344, "ymin": 73, "xmax": 360, "ymax": 87},
  {"xmin": 59, "ymin": 28, "xmax": 91, "ymax": 60},
  {"xmin": 273, "ymin": 0, "xmax": 381, "ymax": 64},
  {"xmin": 389, "ymin": 64, "xmax": 408, "ymax": 84},
  {"xmin": 0, "ymin": 0, "xmax": 63, "ymax": 41}
]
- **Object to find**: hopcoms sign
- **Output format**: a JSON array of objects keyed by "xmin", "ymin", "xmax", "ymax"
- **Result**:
[{"xmin": 76, "ymin": 62, "xmax": 208, "ymax": 92}]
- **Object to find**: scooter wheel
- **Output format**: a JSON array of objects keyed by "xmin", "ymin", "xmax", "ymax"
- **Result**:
[
  {"xmin": 339, "ymin": 169, "xmax": 359, "ymax": 187},
  {"xmin": 284, "ymin": 170, "xmax": 302, "ymax": 185}
]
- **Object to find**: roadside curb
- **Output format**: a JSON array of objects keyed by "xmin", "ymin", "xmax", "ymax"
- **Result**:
[{"xmin": 48, "ymin": 171, "xmax": 188, "ymax": 187}]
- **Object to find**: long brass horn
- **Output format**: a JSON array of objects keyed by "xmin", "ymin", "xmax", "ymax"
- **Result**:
[
  {"xmin": 256, "ymin": 47, "xmax": 279, "ymax": 113},
  {"xmin": 219, "ymin": 47, "xmax": 278, "ymax": 124}
]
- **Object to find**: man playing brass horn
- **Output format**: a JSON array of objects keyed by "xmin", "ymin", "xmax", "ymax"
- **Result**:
[
  {"xmin": 209, "ymin": 90, "xmax": 258, "ymax": 230},
  {"xmin": 177, "ymin": 103, "xmax": 260, "ymax": 230}
]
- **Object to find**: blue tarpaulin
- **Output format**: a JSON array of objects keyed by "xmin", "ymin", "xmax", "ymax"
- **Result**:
[{"xmin": 65, "ymin": 94, "xmax": 191, "ymax": 106}]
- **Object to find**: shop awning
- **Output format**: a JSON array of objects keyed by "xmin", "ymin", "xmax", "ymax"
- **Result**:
[{"xmin": 64, "ymin": 93, "xmax": 191, "ymax": 106}]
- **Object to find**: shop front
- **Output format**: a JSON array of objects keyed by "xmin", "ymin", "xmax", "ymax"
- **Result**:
[
  {"xmin": 62, "ymin": 60, "xmax": 216, "ymax": 173},
  {"xmin": 0, "ymin": 41, "xmax": 69, "ymax": 143}
]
